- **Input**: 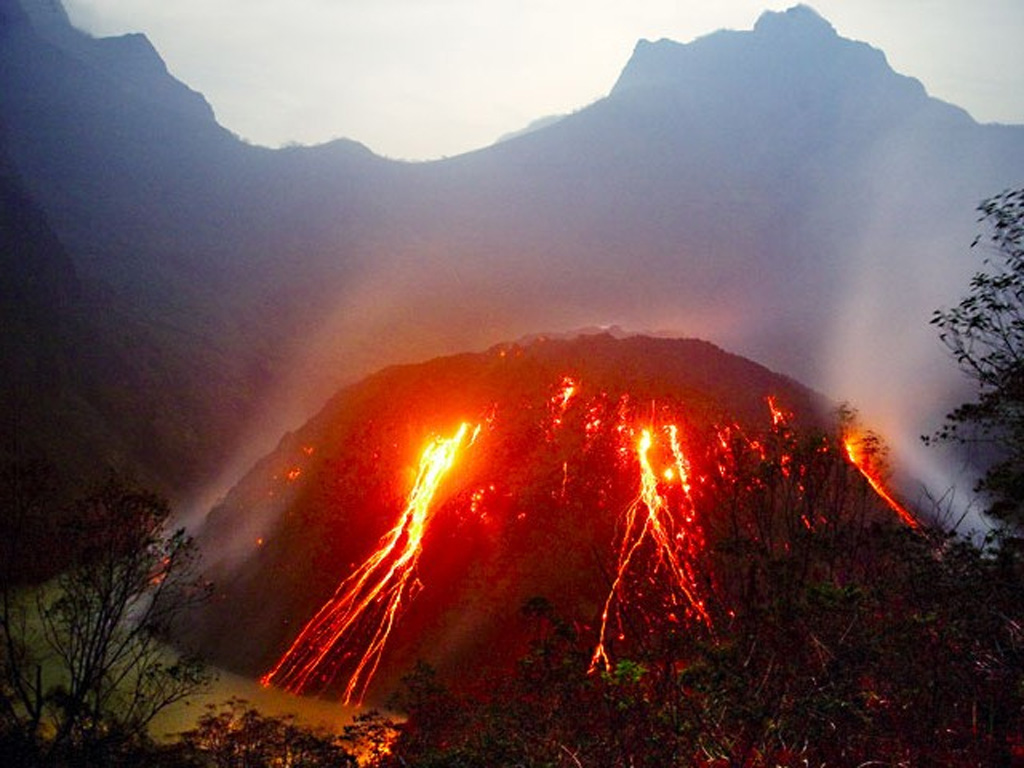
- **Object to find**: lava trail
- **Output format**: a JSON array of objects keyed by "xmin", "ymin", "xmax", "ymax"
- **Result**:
[
  {"xmin": 261, "ymin": 372, "xmax": 917, "ymax": 697},
  {"xmin": 844, "ymin": 436, "xmax": 919, "ymax": 529},
  {"xmin": 591, "ymin": 424, "xmax": 710, "ymax": 672},
  {"xmin": 262, "ymin": 423, "xmax": 476, "ymax": 704}
]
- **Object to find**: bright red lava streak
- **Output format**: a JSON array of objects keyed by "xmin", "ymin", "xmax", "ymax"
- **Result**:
[
  {"xmin": 261, "ymin": 423, "xmax": 475, "ymax": 704},
  {"xmin": 844, "ymin": 437, "xmax": 919, "ymax": 529},
  {"xmin": 591, "ymin": 425, "xmax": 710, "ymax": 673}
]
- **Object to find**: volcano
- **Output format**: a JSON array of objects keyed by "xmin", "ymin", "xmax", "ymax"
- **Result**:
[{"xmin": 190, "ymin": 333, "xmax": 916, "ymax": 704}]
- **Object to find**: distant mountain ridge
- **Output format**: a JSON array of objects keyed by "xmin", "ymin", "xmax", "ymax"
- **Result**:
[
  {"xmin": 0, "ymin": 0, "xmax": 392, "ymax": 493},
  {"xmin": 1, "ymin": 0, "xmax": 1022, "ymax": 506},
  {"xmin": 613, "ymin": 6, "xmax": 969, "ymax": 126}
]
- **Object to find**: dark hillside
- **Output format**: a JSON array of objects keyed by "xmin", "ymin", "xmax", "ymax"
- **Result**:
[
  {"xmin": 189, "ymin": 334, "xmax": 902, "ymax": 705},
  {"xmin": 0, "ymin": 0, "xmax": 399, "ymax": 493}
]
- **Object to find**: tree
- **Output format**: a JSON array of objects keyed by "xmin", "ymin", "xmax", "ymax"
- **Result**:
[
  {"xmin": 178, "ymin": 697, "xmax": 357, "ymax": 767},
  {"xmin": 342, "ymin": 709, "xmax": 399, "ymax": 766},
  {"xmin": 0, "ymin": 474, "xmax": 212, "ymax": 765},
  {"xmin": 931, "ymin": 188, "xmax": 1024, "ymax": 527}
]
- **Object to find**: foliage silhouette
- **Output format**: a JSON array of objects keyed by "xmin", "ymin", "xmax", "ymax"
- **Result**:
[
  {"xmin": 177, "ymin": 697, "xmax": 357, "ymax": 767},
  {"xmin": 0, "ymin": 474, "xmax": 212, "ymax": 766},
  {"xmin": 932, "ymin": 188, "xmax": 1024, "ymax": 528}
]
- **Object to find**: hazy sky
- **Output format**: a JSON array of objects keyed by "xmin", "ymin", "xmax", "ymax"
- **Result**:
[{"xmin": 62, "ymin": 0, "xmax": 1024, "ymax": 160}]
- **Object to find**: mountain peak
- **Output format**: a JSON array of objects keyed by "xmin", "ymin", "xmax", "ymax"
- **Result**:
[
  {"xmin": 608, "ymin": 3, "xmax": 942, "ymax": 122},
  {"xmin": 16, "ymin": 0, "xmax": 72, "ymax": 35},
  {"xmin": 609, "ymin": 6, "xmax": 851, "ymax": 98},
  {"xmin": 753, "ymin": 4, "xmax": 836, "ymax": 39}
]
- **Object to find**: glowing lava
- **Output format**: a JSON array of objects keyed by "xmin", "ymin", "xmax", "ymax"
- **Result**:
[
  {"xmin": 548, "ymin": 375, "xmax": 579, "ymax": 434},
  {"xmin": 261, "ymin": 423, "xmax": 476, "ymax": 704},
  {"xmin": 844, "ymin": 436, "xmax": 919, "ymax": 529},
  {"xmin": 591, "ymin": 424, "xmax": 710, "ymax": 673},
  {"xmin": 260, "ymin": 368, "xmax": 920, "ymax": 701}
]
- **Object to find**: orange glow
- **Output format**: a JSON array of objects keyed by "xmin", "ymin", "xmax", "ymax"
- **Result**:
[
  {"xmin": 260, "ymin": 376, "xmax": 919, "ymax": 700},
  {"xmin": 286, "ymin": 468, "xmax": 302, "ymax": 482},
  {"xmin": 767, "ymin": 395, "xmax": 788, "ymax": 427},
  {"xmin": 591, "ymin": 424, "xmax": 710, "ymax": 673},
  {"xmin": 261, "ymin": 423, "xmax": 475, "ymax": 704},
  {"xmin": 844, "ymin": 436, "xmax": 919, "ymax": 529},
  {"xmin": 666, "ymin": 424, "xmax": 693, "ymax": 498},
  {"xmin": 549, "ymin": 376, "xmax": 578, "ymax": 429}
]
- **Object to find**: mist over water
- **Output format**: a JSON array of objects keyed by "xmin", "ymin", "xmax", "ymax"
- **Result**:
[{"xmin": 150, "ymin": 664, "xmax": 360, "ymax": 740}]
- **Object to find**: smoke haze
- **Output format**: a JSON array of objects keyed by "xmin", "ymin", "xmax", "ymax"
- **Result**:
[{"xmin": 3, "ymin": 3, "xmax": 1022, "ymax": 530}]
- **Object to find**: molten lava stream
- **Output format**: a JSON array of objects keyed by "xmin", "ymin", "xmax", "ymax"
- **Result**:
[
  {"xmin": 261, "ymin": 423, "xmax": 476, "ymax": 704},
  {"xmin": 843, "ymin": 436, "xmax": 919, "ymax": 529},
  {"xmin": 591, "ymin": 425, "xmax": 710, "ymax": 673}
]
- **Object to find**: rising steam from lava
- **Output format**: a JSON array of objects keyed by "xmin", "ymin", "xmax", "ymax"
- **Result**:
[{"xmin": 259, "ymin": 371, "xmax": 917, "ymax": 705}]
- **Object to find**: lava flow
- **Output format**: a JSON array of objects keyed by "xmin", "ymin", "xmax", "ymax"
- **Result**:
[
  {"xmin": 591, "ymin": 424, "xmax": 710, "ymax": 673},
  {"xmin": 844, "ymin": 435, "xmax": 919, "ymax": 529},
  {"xmin": 261, "ymin": 423, "xmax": 477, "ymax": 704},
  {"xmin": 259, "ymin": 362, "xmax": 922, "ymax": 702}
]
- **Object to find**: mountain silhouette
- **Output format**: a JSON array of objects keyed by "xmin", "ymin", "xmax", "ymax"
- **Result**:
[
  {"xmin": 2, "ymin": 0, "xmax": 1023, "ymax": 509},
  {"xmin": 0, "ymin": 0, "xmax": 390, "ymax": 492}
]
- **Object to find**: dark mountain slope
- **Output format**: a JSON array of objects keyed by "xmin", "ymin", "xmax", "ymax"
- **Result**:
[
  {"xmin": 0, "ymin": 128, "xmax": 259, "ymax": 494},
  {"xmin": 0, "ymin": 127, "xmax": 83, "ymax": 459},
  {"xmin": 0, "ymin": 0, "xmax": 399, "ymax": 492},
  {"xmin": 188, "ymin": 333, "xmax": 911, "ymax": 704},
  {"xmin": 0, "ymin": 3, "xmax": 389, "ymax": 317}
]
